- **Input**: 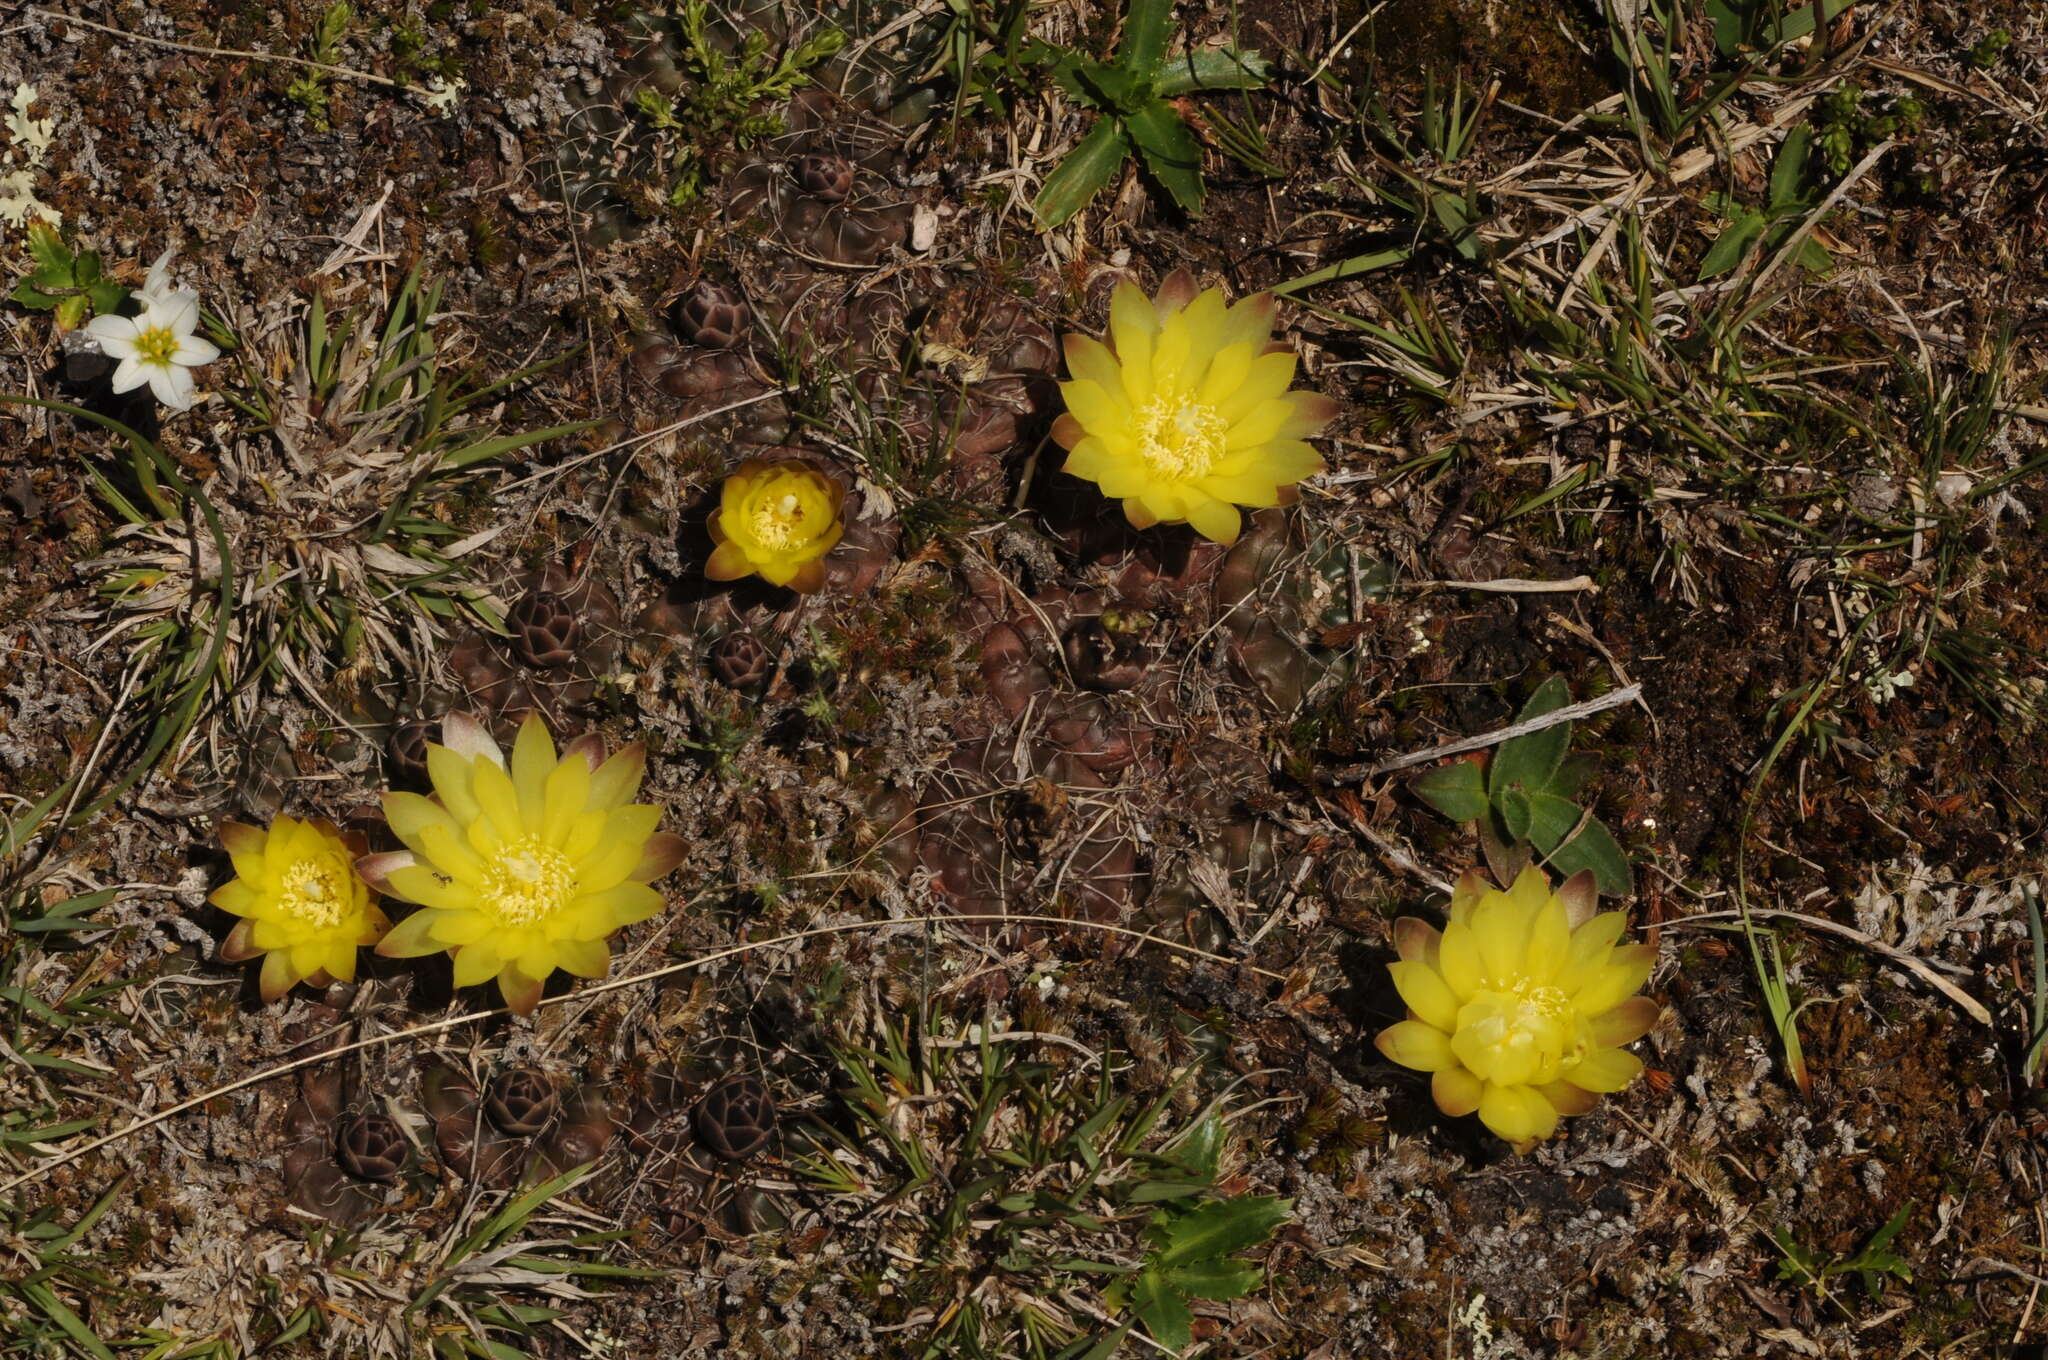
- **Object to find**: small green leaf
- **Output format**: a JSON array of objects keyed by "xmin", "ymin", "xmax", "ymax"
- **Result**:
[
  {"xmin": 1126, "ymin": 99, "xmax": 1206, "ymax": 213},
  {"xmin": 1697, "ymin": 211, "xmax": 1765, "ymax": 280},
  {"xmin": 1154, "ymin": 46, "xmax": 1273, "ymax": 97},
  {"xmin": 55, "ymin": 296, "xmax": 88, "ymax": 331},
  {"xmin": 1117, "ymin": 0, "xmax": 1176, "ymax": 77},
  {"xmin": 1489, "ymin": 677, "xmax": 1571, "ymax": 798},
  {"xmin": 1498, "ymin": 787, "xmax": 1533, "ymax": 842},
  {"xmin": 1033, "ymin": 117, "xmax": 1132, "ymax": 228},
  {"xmin": 1075, "ymin": 1320, "xmax": 1134, "ymax": 1360},
  {"xmin": 1161, "ymin": 1257, "xmax": 1261, "ymax": 1300},
  {"xmin": 1130, "ymin": 1270, "xmax": 1193, "ymax": 1351},
  {"xmin": 1543, "ymin": 815, "xmax": 1631, "ymax": 896},
  {"xmin": 86, "ymin": 281, "xmax": 128, "ymax": 316},
  {"xmin": 1412, "ymin": 758, "xmax": 1489, "ymax": 823},
  {"xmin": 1152, "ymin": 1196, "xmax": 1291, "ymax": 1269},
  {"xmin": 1521, "ymin": 791, "xmax": 1583, "ymax": 852},
  {"xmin": 1769, "ymin": 126, "xmax": 1812, "ymax": 211},
  {"xmin": 24, "ymin": 222, "xmax": 69, "ymax": 273}
]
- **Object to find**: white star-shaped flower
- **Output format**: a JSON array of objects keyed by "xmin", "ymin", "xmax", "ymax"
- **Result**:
[{"xmin": 83, "ymin": 289, "xmax": 219, "ymax": 412}]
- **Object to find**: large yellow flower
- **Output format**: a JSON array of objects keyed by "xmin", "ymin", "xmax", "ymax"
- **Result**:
[
  {"xmin": 213, "ymin": 816, "xmax": 389, "ymax": 1003},
  {"xmin": 706, "ymin": 458, "xmax": 845, "ymax": 592},
  {"xmin": 1374, "ymin": 866, "xmax": 1659, "ymax": 1149},
  {"xmin": 1052, "ymin": 270, "xmax": 1337, "ymax": 545},
  {"xmin": 363, "ymin": 712, "xmax": 684, "ymax": 1014}
]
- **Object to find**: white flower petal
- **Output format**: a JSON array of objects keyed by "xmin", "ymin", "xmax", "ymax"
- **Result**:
[
  {"xmin": 144, "ymin": 248, "xmax": 174, "ymax": 297},
  {"xmin": 173, "ymin": 334, "xmax": 219, "ymax": 366},
  {"xmin": 84, "ymin": 313, "xmax": 139, "ymax": 344},
  {"xmin": 107, "ymin": 356, "xmax": 148, "ymax": 394},
  {"xmin": 148, "ymin": 294, "xmax": 199, "ymax": 337},
  {"xmin": 149, "ymin": 363, "xmax": 194, "ymax": 411}
]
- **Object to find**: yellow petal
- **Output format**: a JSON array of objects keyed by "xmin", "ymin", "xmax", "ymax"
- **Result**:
[
  {"xmin": 1437, "ymin": 919, "xmax": 1482, "ymax": 998},
  {"xmin": 588, "ymin": 744, "xmax": 647, "ymax": 810},
  {"xmin": 516, "ymin": 938, "xmax": 559, "ymax": 980},
  {"xmin": 542, "ymin": 753, "xmax": 594, "ymax": 847},
  {"xmin": 376, "ymin": 908, "xmax": 451, "ymax": 958},
  {"xmin": 1538, "ymin": 1080, "xmax": 1599, "ymax": 1117},
  {"xmin": 553, "ymin": 937, "xmax": 611, "ymax": 979},
  {"xmin": 1478, "ymin": 1082, "xmax": 1558, "ymax": 1145},
  {"xmin": 386, "ymin": 863, "xmax": 474, "ymax": 911},
  {"xmin": 511, "ymin": 713, "xmax": 556, "ymax": 825},
  {"xmin": 1503, "ymin": 865, "xmax": 1552, "ymax": 912},
  {"xmin": 1214, "ymin": 351, "xmax": 1295, "ymax": 426},
  {"xmin": 430, "ymin": 911, "xmax": 494, "ymax": 946},
  {"xmin": 573, "ymin": 806, "xmax": 664, "ymax": 892},
  {"xmin": 1588, "ymin": 996, "xmax": 1661, "ymax": 1047},
  {"xmin": 1060, "ymin": 378, "xmax": 1129, "ymax": 436},
  {"xmin": 566, "ymin": 881, "xmax": 664, "ymax": 937},
  {"xmin": 1194, "ymin": 339, "xmax": 1256, "ymax": 408},
  {"xmin": 1556, "ymin": 912, "xmax": 1629, "ymax": 994},
  {"xmin": 1063, "ymin": 333, "xmax": 1124, "ymax": 393},
  {"xmin": 325, "ymin": 941, "xmax": 358, "ymax": 983},
  {"xmin": 451, "ymin": 940, "xmax": 504, "ymax": 988},
  {"xmin": 251, "ymin": 919, "xmax": 292, "ymax": 950},
  {"xmin": 1449, "ymin": 868, "xmax": 1490, "ymax": 925},
  {"xmin": 471, "ymin": 758, "xmax": 528, "ymax": 846},
  {"xmin": 1375, "ymin": 1020, "xmax": 1457, "ymax": 1072},
  {"xmin": 1390, "ymin": 917, "xmax": 1442, "ymax": 968},
  {"xmin": 1222, "ymin": 399, "xmax": 1295, "ymax": 452},
  {"xmin": 1469, "ymin": 895, "xmax": 1529, "ymax": 988},
  {"xmin": 289, "ymin": 941, "xmax": 326, "ymax": 978},
  {"xmin": 1523, "ymin": 893, "xmax": 1571, "ymax": 983},
  {"xmin": 1571, "ymin": 943, "xmax": 1656, "ymax": 1015},
  {"xmin": 498, "ymin": 965, "xmax": 544, "ymax": 1015},
  {"xmin": 426, "ymin": 745, "xmax": 483, "ymax": 827},
  {"xmin": 210, "ymin": 880, "xmax": 258, "ymax": 916},
  {"xmin": 259, "ymin": 949, "xmax": 298, "ymax": 1003},
  {"xmin": 384, "ymin": 793, "xmax": 462, "ymax": 862},
  {"xmin": 1567, "ymin": 1045, "xmax": 1644, "ymax": 1094},
  {"xmin": 1432, "ymin": 1067, "xmax": 1483, "ymax": 1117},
  {"xmin": 1182, "ymin": 494, "xmax": 1240, "ymax": 545},
  {"xmin": 1387, "ymin": 960, "xmax": 1460, "ymax": 1032},
  {"xmin": 1108, "ymin": 281, "xmax": 1159, "ymax": 401},
  {"xmin": 1135, "ymin": 484, "xmax": 1188, "ymax": 526}
]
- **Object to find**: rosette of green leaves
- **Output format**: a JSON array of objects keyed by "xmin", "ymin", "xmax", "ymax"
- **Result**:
[
  {"xmin": 11, "ymin": 225, "xmax": 127, "ymax": 332},
  {"xmin": 1031, "ymin": 0, "xmax": 1271, "ymax": 227},
  {"xmin": 1412, "ymin": 676, "xmax": 1632, "ymax": 895}
]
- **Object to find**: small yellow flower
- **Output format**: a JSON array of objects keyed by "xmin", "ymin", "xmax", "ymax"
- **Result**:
[
  {"xmin": 212, "ymin": 816, "xmax": 389, "ymax": 1003},
  {"xmin": 1052, "ymin": 270, "xmax": 1338, "ymax": 545},
  {"xmin": 705, "ymin": 458, "xmax": 845, "ymax": 593},
  {"xmin": 364, "ymin": 712, "xmax": 683, "ymax": 1015},
  {"xmin": 1374, "ymin": 866, "xmax": 1659, "ymax": 1149}
]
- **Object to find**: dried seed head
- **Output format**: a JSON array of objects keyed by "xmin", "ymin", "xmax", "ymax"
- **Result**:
[
  {"xmin": 335, "ymin": 1112, "xmax": 407, "ymax": 1182},
  {"xmin": 693, "ymin": 1075, "xmax": 776, "ymax": 1161},
  {"xmin": 710, "ymin": 631, "xmax": 773, "ymax": 689},
  {"xmin": 509, "ymin": 589, "xmax": 583, "ymax": 670},
  {"xmin": 675, "ymin": 280, "xmax": 748, "ymax": 350},
  {"xmin": 791, "ymin": 152, "xmax": 855, "ymax": 202},
  {"xmin": 1063, "ymin": 618, "xmax": 1153, "ymax": 692},
  {"xmin": 486, "ymin": 1066, "xmax": 559, "ymax": 1136},
  {"xmin": 388, "ymin": 717, "xmax": 434, "ymax": 785}
]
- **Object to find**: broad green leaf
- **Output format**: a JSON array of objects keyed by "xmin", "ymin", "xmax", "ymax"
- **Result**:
[
  {"xmin": 1125, "ymin": 99, "xmax": 1206, "ymax": 214},
  {"xmin": 1412, "ymin": 758, "xmax": 1489, "ymax": 822},
  {"xmin": 1130, "ymin": 1270, "xmax": 1193, "ymax": 1351},
  {"xmin": 1118, "ymin": 0, "xmax": 1175, "ymax": 78},
  {"xmin": 1489, "ymin": 676, "xmax": 1571, "ymax": 797},
  {"xmin": 1498, "ymin": 787, "xmax": 1533, "ymax": 842},
  {"xmin": 1769, "ymin": 126, "xmax": 1812, "ymax": 211},
  {"xmin": 1697, "ymin": 211, "xmax": 1766, "ymax": 280},
  {"xmin": 1154, "ymin": 45, "xmax": 1273, "ymax": 97},
  {"xmin": 1796, "ymin": 236, "xmax": 1833, "ymax": 275},
  {"xmin": 86, "ymin": 281, "xmax": 127, "ymax": 316},
  {"xmin": 1033, "ymin": 117, "xmax": 1132, "ymax": 228},
  {"xmin": 1543, "ymin": 815, "xmax": 1631, "ymax": 896},
  {"xmin": 1522, "ymin": 791, "xmax": 1584, "ymax": 853},
  {"xmin": 24, "ymin": 221, "xmax": 69, "ymax": 273},
  {"xmin": 1152, "ymin": 1196, "xmax": 1291, "ymax": 1269},
  {"xmin": 1167, "ymin": 1113, "xmax": 1224, "ymax": 1181},
  {"xmin": 1162, "ymin": 1257, "xmax": 1261, "ymax": 1300}
]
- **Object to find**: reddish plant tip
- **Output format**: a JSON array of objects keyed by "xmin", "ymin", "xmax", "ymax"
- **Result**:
[
  {"xmin": 710, "ymin": 630, "xmax": 774, "ymax": 689},
  {"xmin": 694, "ymin": 1075, "xmax": 776, "ymax": 1162},
  {"xmin": 509, "ymin": 589, "xmax": 583, "ymax": 670},
  {"xmin": 335, "ymin": 1112, "xmax": 407, "ymax": 1182},
  {"xmin": 387, "ymin": 717, "xmax": 435, "ymax": 785},
  {"xmin": 791, "ymin": 152, "xmax": 855, "ymax": 202},
  {"xmin": 675, "ymin": 280, "xmax": 749, "ymax": 350},
  {"xmin": 486, "ymin": 1066, "xmax": 559, "ymax": 1137}
]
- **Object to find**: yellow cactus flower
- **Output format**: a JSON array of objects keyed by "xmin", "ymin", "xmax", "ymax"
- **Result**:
[
  {"xmin": 212, "ymin": 816, "xmax": 389, "ymax": 1003},
  {"xmin": 1374, "ymin": 866, "xmax": 1659, "ymax": 1150},
  {"xmin": 1052, "ymin": 270, "xmax": 1337, "ymax": 546},
  {"xmin": 705, "ymin": 458, "xmax": 845, "ymax": 593},
  {"xmin": 363, "ymin": 712, "xmax": 684, "ymax": 1015}
]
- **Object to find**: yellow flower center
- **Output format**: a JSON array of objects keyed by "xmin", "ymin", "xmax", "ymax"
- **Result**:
[
  {"xmin": 1454, "ymin": 980, "xmax": 1583, "ymax": 1087},
  {"xmin": 134, "ymin": 324, "xmax": 179, "ymax": 367},
  {"xmin": 1132, "ymin": 392, "xmax": 1228, "ymax": 481},
  {"xmin": 278, "ymin": 857, "xmax": 347, "ymax": 927},
  {"xmin": 749, "ymin": 490, "xmax": 811, "ymax": 550},
  {"xmin": 479, "ymin": 836, "xmax": 576, "ymax": 924}
]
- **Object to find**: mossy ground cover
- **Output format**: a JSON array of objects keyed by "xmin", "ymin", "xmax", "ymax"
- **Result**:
[{"xmin": 1, "ymin": 0, "xmax": 2046, "ymax": 1356}]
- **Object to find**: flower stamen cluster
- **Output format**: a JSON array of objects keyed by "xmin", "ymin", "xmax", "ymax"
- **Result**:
[{"xmin": 705, "ymin": 458, "xmax": 845, "ymax": 593}]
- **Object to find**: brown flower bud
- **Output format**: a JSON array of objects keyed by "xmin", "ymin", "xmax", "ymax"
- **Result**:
[
  {"xmin": 693, "ymin": 1075, "xmax": 775, "ymax": 1161},
  {"xmin": 675, "ymin": 280, "xmax": 748, "ymax": 350},
  {"xmin": 509, "ymin": 589, "xmax": 582, "ymax": 670},
  {"xmin": 710, "ymin": 631, "xmax": 773, "ymax": 689},
  {"xmin": 486, "ymin": 1067, "xmax": 559, "ymax": 1136},
  {"xmin": 336, "ymin": 1112, "xmax": 407, "ymax": 1182},
  {"xmin": 792, "ymin": 152, "xmax": 855, "ymax": 202}
]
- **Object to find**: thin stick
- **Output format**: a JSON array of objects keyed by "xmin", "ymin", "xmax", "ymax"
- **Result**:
[
  {"xmin": 27, "ymin": 6, "xmax": 404, "ymax": 89},
  {"xmin": 1401, "ymin": 575, "xmax": 1599, "ymax": 595},
  {"xmin": 0, "ymin": 913, "xmax": 1284, "ymax": 1197},
  {"xmin": 1324, "ymin": 684, "xmax": 1643, "ymax": 784},
  {"xmin": 1669, "ymin": 908, "xmax": 1992, "ymax": 1025}
]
